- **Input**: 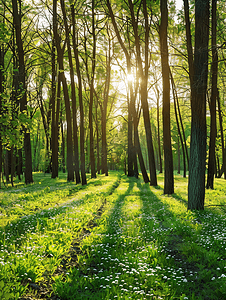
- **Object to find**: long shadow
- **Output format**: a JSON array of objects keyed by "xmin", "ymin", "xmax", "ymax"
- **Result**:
[
  {"xmin": 136, "ymin": 179, "xmax": 225, "ymax": 300},
  {"xmin": 51, "ymin": 176, "xmax": 136, "ymax": 300},
  {"xmin": 0, "ymin": 175, "xmax": 121, "ymax": 248}
]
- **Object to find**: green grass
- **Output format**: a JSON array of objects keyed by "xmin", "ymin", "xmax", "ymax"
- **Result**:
[{"xmin": 0, "ymin": 172, "xmax": 226, "ymax": 299}]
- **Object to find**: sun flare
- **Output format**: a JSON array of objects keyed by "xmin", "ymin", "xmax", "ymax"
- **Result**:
[{"xmin": 127, "ymin": 73, "xmax": 135, "ymax": 82}]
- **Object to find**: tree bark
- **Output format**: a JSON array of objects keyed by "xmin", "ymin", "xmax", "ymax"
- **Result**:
[
  {"xmin": 217, "ymin": 92, "xmax": 226, "ymax": 178},
  {"xmin": 61, "ymin": 0, "xmax": 81, "ymax": 183},
  {"xmin": 88, "ymin": 0, "xmax": 97, "ymax": 179},
  {"xmin": 71, "ymin": 4, "xmax": 87, "ymax": 185},
  {"xmin": 52, "ymin": 73, "xmax": 61, "ymax": 178},
  {"xmin": 12, "ymin": 0, "xmax": 33, "ymax": 184},
  {"xmin": 188, "ymin": 0, "xmax": 209, "ymax": 210},
  {"xmin": 50, "ymin": 25, "xmax": 58, "ymax": 178},
  {"xmin": 206, "ymin": 0, "xmax": 218, "ymax": 189},
  {"xmin": 183, "ymin": 0, "xmax": 194, "ymax": 88},
  {"xmin": 60, "ymin": 104, "xmax": 66, "ymax": 173},
  {"xmin": 156, "ymin": 86, "xmax": 163, "ymax": 173},
  {"xmin": 53, "ymin": 0, "xmax": 74, "ymax": 182},
  {"xmin": 159, "ymin": 0, "xmax": 174, "ymax": 194},
  {"xmin": 0, "ymin": 44, "xmax": 3, "ymax": 188},
  {"xmin": 101, "ymin": 44, "xmax": 111, "ymax": 176}
]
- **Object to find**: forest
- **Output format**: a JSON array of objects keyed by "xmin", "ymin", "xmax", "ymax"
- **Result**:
[
  {"xmin": 0, "ymin": 0, "xmax": 226, "ymax": 208},
  {"xmin": 0, "ymin": 0, "xmax": 226, "ymax": 299}
]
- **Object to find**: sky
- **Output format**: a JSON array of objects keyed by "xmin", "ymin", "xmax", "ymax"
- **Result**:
[{"xmin": 175, "ymin": 0, "xmax": 183, "ymax": 11}]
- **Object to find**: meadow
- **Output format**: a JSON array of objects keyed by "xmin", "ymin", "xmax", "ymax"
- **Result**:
[{"xmin": 0, "ymin": 171, "xmax": 225, "ymax": 300}]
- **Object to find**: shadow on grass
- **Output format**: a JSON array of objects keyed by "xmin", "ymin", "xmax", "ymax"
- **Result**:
[
  {"xmin": 0, "ymin": 173, "xmax": 121, "ymax": 247},
  {"xmin": 52, "ymin": 177, "xmax": 136, "ymax": 300},
  {"xmin": 136, "ymin": 179, "xmax": 226, "ymax": 300}
]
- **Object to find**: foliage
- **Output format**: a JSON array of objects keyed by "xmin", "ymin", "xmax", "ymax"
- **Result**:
[{"xmin": 0, "ymin": 172, "xmax": 226, "ymax": 299}]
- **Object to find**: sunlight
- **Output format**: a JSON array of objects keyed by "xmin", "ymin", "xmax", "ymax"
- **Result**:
[{"xmin": 127, "ymin": 73, "xmax": 135, "ymax": 83}]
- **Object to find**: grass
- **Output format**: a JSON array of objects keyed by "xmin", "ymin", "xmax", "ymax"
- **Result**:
[{"xmin": 0, "ymin": 171, "xmax": 226, "ymax": 299}]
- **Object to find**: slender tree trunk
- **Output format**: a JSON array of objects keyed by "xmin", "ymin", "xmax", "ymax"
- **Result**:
[
  {"xmin": 188, "ymin": 0, "xmax": 209, "ymax": 210},
  {"xmin": 53, "ymin": 0, "xmax": 74, "ymax": 182},
  {"xmin": 61, "ymin": 0, "xmax": 80, "ymax": 183},
  {"xmin": 217, "ymin": 92, "xmax": 226, "ymax": 178},
  {"xmin": 52, "ymin": 74, "xmax": 61, "ymax": 178},
  {"xmin": 60, "ymin": 105, "xmax": 66, "ymax": 173},
  {"xmin": 50, "ymin": 26, "xmax": 58, "ymax": 178},
  {"xmin": 131, "ymin": 94, "xmax": 149, "ymax": 183},
  {"xmin": 101, "ymin": 37, "xmax": 111, "ymax": 176},
  {"xmin": 170, "ymin": 71, "xmax": 187, "ymax": 178},
  {"xmin": 17, "ymin": 149, "xmax": 22, "ymax": 180},
  {"xmin": 206, "ymin": 0, "xmax": 218, "ymax": 189},
  {"xmin": 127, "ymin": 94, "xmax": 134, "ymax": 177},
  {"xmin": 88, "ymin": 0, "xmax": 97, "ymax": 179},
  {"xmin": 128, "ymin": 0, "xmax": 157, "ymax": 186},
  {"xmin": 11, "ymin": 147, "xmax": 15, "ymax": 187},
  {"xmin": 12, "ymin": 0, "xmax": 33, "ymax": 184},
  {"xmin": 177, "ymin": 136, "xmax": 180, "ymax": 174},
  {"xmin": 183, "ymin": 0, "xmax": 194, "ymax": 88},
  {"xmin": 95, "ymin": 103, "xmax": 100, "ymax": 174},
  {"xmin": 156, "ymin": 87, "xmax": 163, "ymax": 174},
  {"xmin": 0, "ymin": 44, "xmax": 3, "ymax": 188},
  {"xmin": 71, "ymin": 5, "xmax": 87, "ymax": 185},
  {"xmin": 159, "ymin": 0, "xmax": 174, "ymax": 194}
]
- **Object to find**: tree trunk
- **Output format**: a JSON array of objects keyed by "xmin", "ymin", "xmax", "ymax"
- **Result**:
[
  {"xmin": 177, "ymin": 136, "xmax": 180, "ymax": 174},
  {"xmin": 183, "ymin": 0, "xmax": 194, "ymax": 88},
  {"xmin": 88, "ymin": 0, "xmax": 97, "ymax": 179},
  {"xmin": 71, "ymin": 4, "xmax": 87, "ymax": 185},
  {"xmin": 61, "ymin": 0, "xmax": 80, "ymax": 183},
  {"xmin": 60, "ymin": 105, "xmax": 66, "ymax": 173},
  {"xmin": 131, "ymin": 95, "xmax": 149, "ymax": 183},
  {"xmin": 217, "ymin": 92, "xmax": 226, "ymax": 178},
  {"xmin": 12, "ymin": 0, "xmax": 33, "ymax": 184},
  {"xmin": 50, "ymin": 25, "xmax": 58, "ymax": 178},
  {"xmin": 188, "ymin": 0, "xmax": 209, "ymax": 210},
  {"xmin": 95, "ymin": 103, "xmax": 100, "ymax": 174},
  {"xmin": 53, "ymin": 0, "xmax": 74, "ymax": 182},
  {"xmin": 128, "ymin": 0, "xmax": 157, "ymax": 186},
  {"xmin": 127, "ymin": 95, "xmax": 134, "ymax": 177},
  {"xmin": 159, "ymin": 0, "xmax": 174, "ymax": 194},
  {"xmin": 52, "ymin": 73, "xmax": 61, "ymax": 178},
  {"xmin": 156, "ymin": 86, "xmax": 163, "ymax": 173},
  {"xmin": 0, "ymin": 44, "xmax": 3, "ymax": 188},
  {"xmin": 101, "ymin": 37, "xmax": 111, "ymax": 176},
  {"xmin": 170, "ymin": 70, "xmax": 187, "ymax": 178},
  {"xmin": 11, "ymin": 147, "xmax": 15, "ymax": 187},
  {"xmin": 206, "ymin": 0, "xmax": 218, "ymax": 189}
]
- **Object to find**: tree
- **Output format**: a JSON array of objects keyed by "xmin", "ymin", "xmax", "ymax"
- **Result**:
[
  {"xmin": 53, "ymin": 0, "xmax": 74, "ymax": 182},
  {"xmin": 60, "ymin": 0, "xmax": 80, "ymax": 183},
  {"xmin": 12, "ymin": 0, "xmax": 33, "ymax": 184},
  {"xmin": 159, "ymin": 0, "xmax": 174, "ymax": 194},
  {"xmin": 71, "ymin": 3, "xmax": 87, "ymax": 185},
  {"xmin": 206, "ymin": 0, "xmax": 218, "ymax": 189},
  {"xmin": 188, "ymin": 0, "xmax": 210, "ymax": 210}
]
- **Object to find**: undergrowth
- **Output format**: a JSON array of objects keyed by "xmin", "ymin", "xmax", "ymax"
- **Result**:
[{"xmin": 0, "ymin": 172, "xmax": 225, "ymax": 299}]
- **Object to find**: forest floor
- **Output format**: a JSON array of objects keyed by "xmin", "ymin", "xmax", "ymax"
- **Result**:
[{"xmin": 0, "ymin": 171, "xmax": 226, "ymax": 300}]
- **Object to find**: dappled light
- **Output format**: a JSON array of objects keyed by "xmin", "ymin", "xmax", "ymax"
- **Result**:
[{"xmin": 0, "ymin": 0, "xmax": 226, "ymax": 298}]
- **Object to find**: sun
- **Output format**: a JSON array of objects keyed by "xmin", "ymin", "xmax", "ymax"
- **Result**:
[{"xmin": 127, "ymin": 73, "xmax": 134, "ymax": 83}]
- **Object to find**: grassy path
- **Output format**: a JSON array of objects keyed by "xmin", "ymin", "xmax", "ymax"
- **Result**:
[{"xmin": 0, "ymin": 172, "xmax": 226, "ymax": 299}]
